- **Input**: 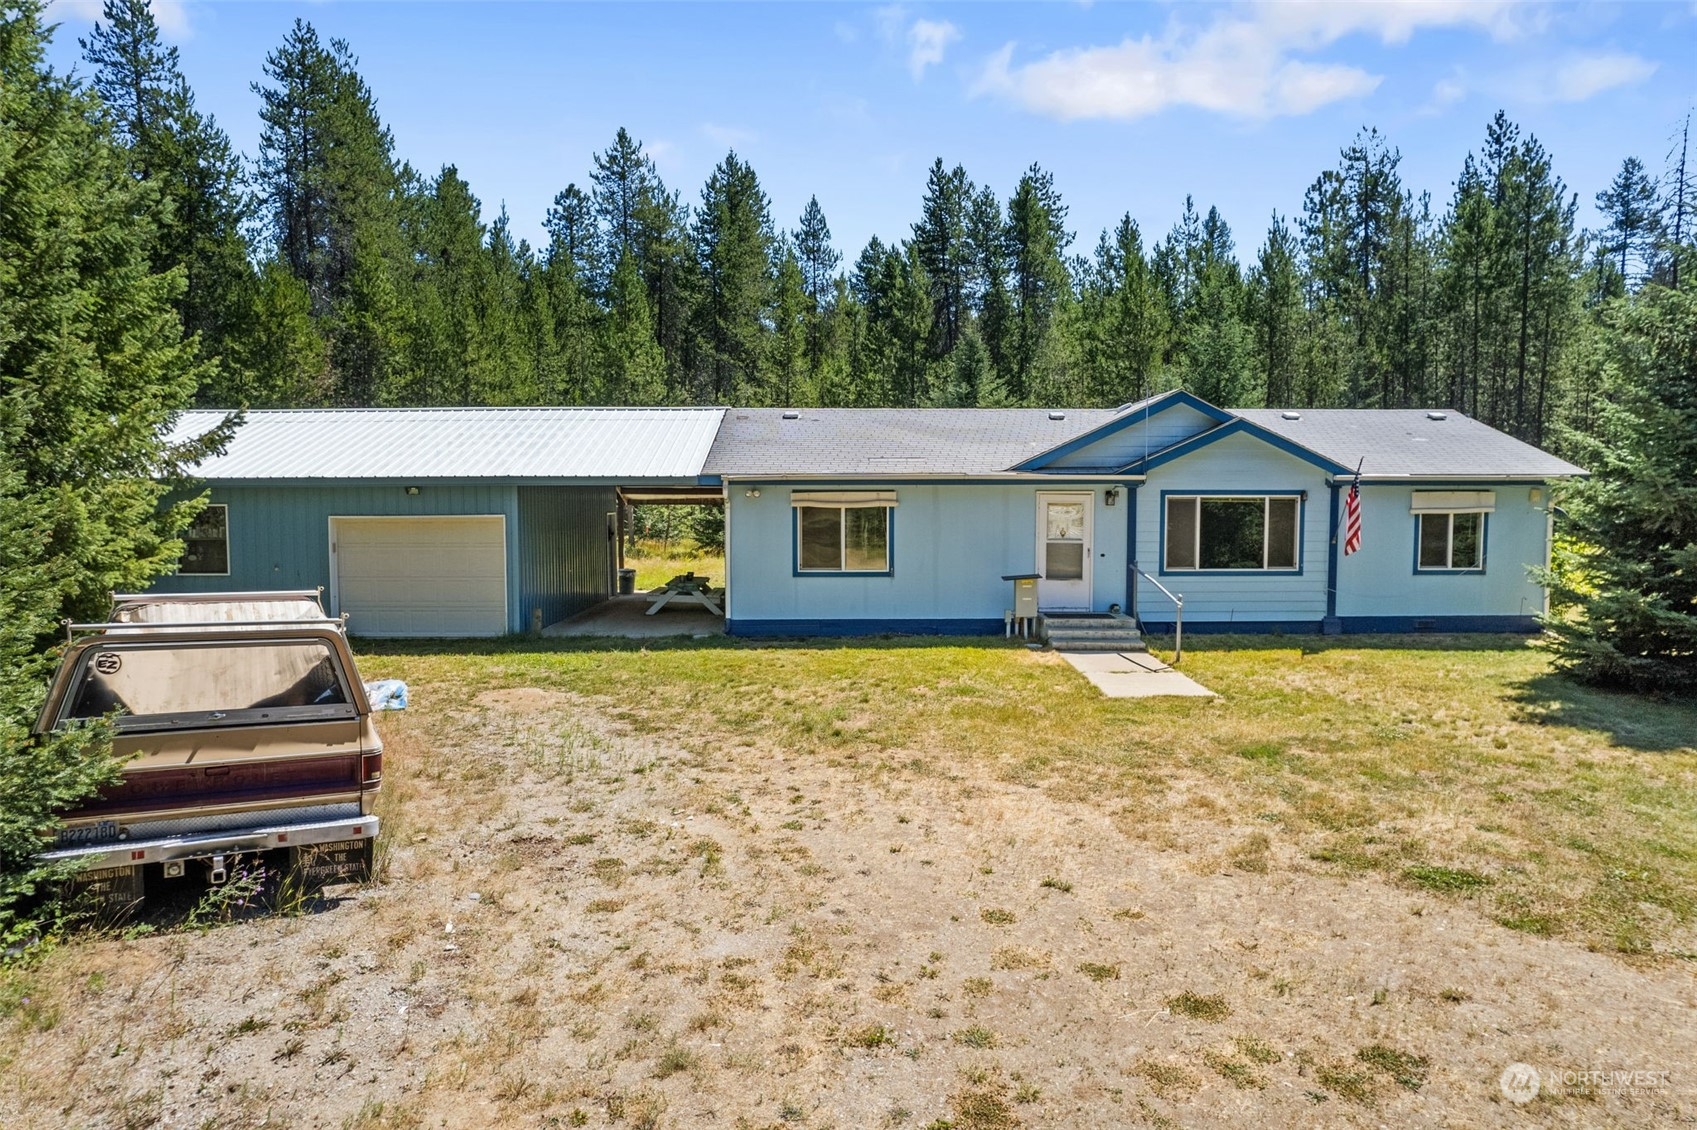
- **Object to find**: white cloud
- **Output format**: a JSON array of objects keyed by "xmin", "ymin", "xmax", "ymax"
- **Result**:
[
  {"xmin": 1418, "ymin": 49, "xmax": 1655, "ymax": 113},
  {"xmin": 1549, "ymin": 51, "xmax": 1657, "ymax": 102},
  {"xmin": 47, "ymin": 0, "xmax": 191, "ymax": 40},
  {"xmin": 974, "ymin": 1, "xmax": 1529, "ymax": 121},
  {"xmin": 907, "ymin": 18, "xmax": 961, "ymax": 80}
]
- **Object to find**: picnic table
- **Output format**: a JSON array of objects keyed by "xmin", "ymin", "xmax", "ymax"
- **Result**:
[{"xmin": 645, "ymin": 572, "xmax": 723, "ymax": 617}]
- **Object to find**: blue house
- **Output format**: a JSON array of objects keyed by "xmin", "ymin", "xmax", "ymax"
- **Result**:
[{"xmin": 157, "ymin": 393, "xmax": 1583, "ymax": 638}]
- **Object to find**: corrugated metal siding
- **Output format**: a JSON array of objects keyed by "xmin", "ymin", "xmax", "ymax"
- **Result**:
[
  {"xmin": 170, "ymin": 408, "xmax": 724, "ymax": 481},
  {"xmin": 516, "ymin": 486, "xmax": 617, "ymax": 628},
  {"xmin": 150, "ymin": 483, "xmax": 523, "ymax": 630}
]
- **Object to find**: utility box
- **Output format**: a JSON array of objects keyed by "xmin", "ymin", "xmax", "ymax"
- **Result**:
[{"xmin": 1002, "ymin": 573, "xmax": 1041, "ymax": 637}]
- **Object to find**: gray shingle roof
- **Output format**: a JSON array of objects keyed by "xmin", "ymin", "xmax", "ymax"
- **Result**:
[
  {"xmin": 1232, "ymin": 409, "xmax": 1586, "ymax": 479},
  {"xmin": 702, "ymin": 408, "xmax": 1121, "ymax": 477},
  {"xmin": 171, "ymin": 407, "xmax": 726, "ymax": 482}
]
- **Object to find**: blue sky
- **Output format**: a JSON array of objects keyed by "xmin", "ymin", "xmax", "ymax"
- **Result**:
[{"xmin": 41, "ymin": 1, "xmax": 1697, "ymax": 264}]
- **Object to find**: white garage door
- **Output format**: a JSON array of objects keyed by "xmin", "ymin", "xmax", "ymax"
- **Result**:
[{"xmin": 331, "ymin": 516, "xmax": 507, "ymax": 637}]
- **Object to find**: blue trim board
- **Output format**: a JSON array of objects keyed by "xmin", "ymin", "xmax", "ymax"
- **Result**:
[
  {"xmin": 1011, "ymin": 390, "xmax": 1232, "ymax": 471},
  {"xmin": 1136, "ymin": 615, "xmax": 1539, "ymax": 636},
  {"xmin": 1156, "ymin": 489, "xmax": 1307, "ymax": 577},
  {"xmin": 727, "ymin": 618, "xmax": 1006, "ymax": 638},
  {"xmin": 790, "ymin": 504, "xmax": 896, "ymax": 578},
  {"xmin": 1124, "ymin": 481, "xmax": 1138, "ymax": 613},
  {"xmin": 1411, "ymin": 512, "xmax": 1489, "ymax": 575},
  {"xmin": 1120, "ymin": 418, "xmax": 1354, "ymax": 476},
  {"xmin": 1325, "ymin": 482, "xmax": 1340, "ymax": 619}
]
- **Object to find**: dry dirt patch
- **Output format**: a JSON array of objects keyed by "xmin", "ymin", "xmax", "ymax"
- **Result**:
[{"xmin": 2, "ymin": 684, "xmax": 1695, "ymax": 1128}]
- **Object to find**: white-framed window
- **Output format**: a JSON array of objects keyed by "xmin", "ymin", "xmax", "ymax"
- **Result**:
[
  {"xmin": 795, "ymin": 504, "xmax": 890, "ymax": 574},
  {"xmin": 1164, "ymin": 495, "xmax": 1299, "ymax": 571},
  {"xmin": 1417, "ymin": 512, "xmax": 1484, "ymax": 571},
  {"xmin": 179, "ymin": 503, "xmax": 229, "ymax": 576}
]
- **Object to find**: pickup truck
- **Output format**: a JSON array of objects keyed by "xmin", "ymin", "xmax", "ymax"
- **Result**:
[{"xmin": 35, "ymin": 590, "xmax": 383, "ymax": 912}]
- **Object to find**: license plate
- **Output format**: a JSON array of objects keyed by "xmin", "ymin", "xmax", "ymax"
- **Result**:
[
  {"xmin": 56, "ymin": 820, "xmax": 120, "ymax": 847},
  {"xmin": 69, "ymin": 865, "xmax": 144, "ymax": 910},
  {"xmin": 293, "ymin": 840, "xmax": 370, "ymax": 886}
]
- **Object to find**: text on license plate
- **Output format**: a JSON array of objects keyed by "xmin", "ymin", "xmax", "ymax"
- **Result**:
[{"xmin": 56, "ymin": 821, "xmax": 120, "ymax": 846}]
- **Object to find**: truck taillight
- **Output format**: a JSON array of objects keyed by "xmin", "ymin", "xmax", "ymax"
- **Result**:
[{"xmin": 361, "ymin": 751, "xmax": 383, "ymax": 785}]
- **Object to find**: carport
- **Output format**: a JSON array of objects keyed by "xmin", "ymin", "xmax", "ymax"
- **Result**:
[{"xmin": 154, "ymin": 407, "xmax": 728, "ymax": 637}]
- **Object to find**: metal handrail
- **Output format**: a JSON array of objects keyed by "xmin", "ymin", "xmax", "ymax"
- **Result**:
[{"xmin": 1133, "ymin": 567, "xmax": 1184, "ymax": 664}]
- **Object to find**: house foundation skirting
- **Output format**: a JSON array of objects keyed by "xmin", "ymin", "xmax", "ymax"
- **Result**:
[
  {"xmin": 725, "ymin": 614, "xmax": 1541, "ymax": 639},
  {"xmin": 1136, "ymin": 615, "xmax": 1540, "ymax": 636},
  {"xmin": 726, "ymin": 618, "xmax": 1006, "ymax": 638}
]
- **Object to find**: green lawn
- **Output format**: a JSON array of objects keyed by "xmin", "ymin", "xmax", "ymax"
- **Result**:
[{"xmin": 360, "ymin": 632, "xmax": 1697, "ymax": 958}]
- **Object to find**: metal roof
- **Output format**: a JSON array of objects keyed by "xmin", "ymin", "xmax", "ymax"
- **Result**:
[
  {"xmin": 702, "ymin": 408, "xmax": 1122, "ymax": 477},
  {"xmin": 170, "ymin": 407, "xmax": 726, "ymax": 482},
  {"xmin": 167, "ymin": 402, "xmax": 1583, "ymax": 484},
  {"xmin": 1231, "ymin": 409, "xmax": 1586, "ymax": 479}
]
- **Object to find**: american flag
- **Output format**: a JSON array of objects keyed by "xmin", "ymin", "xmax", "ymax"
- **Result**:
[{"xmin": 1343, "ymin": 464, "xmax": 1363, "ymax": 555}]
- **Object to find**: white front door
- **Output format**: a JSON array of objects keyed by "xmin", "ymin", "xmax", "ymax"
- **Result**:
[{"xmin": 1036, "ymin": 492, "xmax": 1092, "ymax": 611}]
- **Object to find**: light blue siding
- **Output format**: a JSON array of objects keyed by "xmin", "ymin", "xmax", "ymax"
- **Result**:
[
  {"xmin": 1335, "ymin": 484, "xmax": 1549, "ymax": 622},
  {"xmin": 726, "ymin": 482, "xmax": 1128, "ymax": 630},
  {"xmin": 150, "ymin": 482, "xmax": 526, "ymax": 631},
  {"xmin": 1048, "ymin": 404, "xmax": 1218, "ymax": 470},
  {"xmin": 1133, "ymin": 432, "xmax": 1330, "ymax": 626},
  {"xmin": 516, "ymin": 486, "xmax": 618, "ymax": 628}
]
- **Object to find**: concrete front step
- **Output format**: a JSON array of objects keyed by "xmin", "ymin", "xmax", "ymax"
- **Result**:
[{"xmin": 1041, "ymin": 615, "xmax": 1146, "ymax": 652}]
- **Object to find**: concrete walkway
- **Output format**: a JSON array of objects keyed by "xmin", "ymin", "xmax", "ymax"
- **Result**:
[
  {"xmin": 543, "ymin": 595, "xmax": 724, "ymax": 639},
  {"xmin": 1057, "ymin": 649, "xmax": 1216, "ymax": 698}
]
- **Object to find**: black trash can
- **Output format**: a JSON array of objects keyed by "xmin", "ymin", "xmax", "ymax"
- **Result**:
[{"xmin": 618, "ymin": 568, "xmax": 637, "ymax": 595}]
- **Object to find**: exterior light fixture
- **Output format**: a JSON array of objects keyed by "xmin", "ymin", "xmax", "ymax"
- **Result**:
[
  {"xmin": 745, "ymin": 489, "xmax": 761, "ymax": 498},
  {"xmin": 404, "ymin": 485, "xmax": 420, "ymax": 496},
  {"xmin": 1105, "ymin": 488, "xmax": 1118, "ymax": 506}
]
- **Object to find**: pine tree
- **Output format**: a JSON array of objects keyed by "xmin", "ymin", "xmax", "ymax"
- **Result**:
[
  {"xmin": 691, "ymin": 151, "xmax": 775, "ymax": 402},
  {"xmin": 544, "ymin": 183, "xmax": 598, "ymax": 285},
  {"xmin": 794, "ymin": 195, "xmax": 841, "ymax": 306},
  {"xmin": 600, "ymin": 251, "xmax": 668, "ymax": 404},
  {"xmin": 0, "ymin": 2, "xmax": 232, "ymax": 944},
  {"xmin": 81, "ymin": 0, "xmax": 254, "ymax": 401},
  {"xmin": 1186, "ymin": 208, "xmax": 1253, "ymax": 405},
  {"xmin": 1595, "ymin": 156, "xmax": 1661, "ymax": 289},
  {"xmin": 769, "ymin": 243, "xmax": 810, "ymax": 406},
  {"xmin": 1658, "ymin": 113, "xmax": 1695, "ymax": 289},
  {"xmin": 1005, "ymin": 163, "xmax": 1072, "ymax": 401},
  {"xmin": 1248, "ymin": 214, "xmax": 1305, "ymax": 407},
  {"xmin": 1545, "ymin": 285, "xmax": 1697, "ymax": 693},
  {"xmin": 1080, "ymin": 215, "xmax": 1167, "ymax": 405},
  {"xmin": 253, "ymin": 20, "xmax": 405, "ymax": 404},
  {"xmin": 966, "ymin": 184, "xmax": 1014, "ymax": 396},
  {"xmin": 913, "ymin": 159, "xmax": 974, "ymax": 357}
]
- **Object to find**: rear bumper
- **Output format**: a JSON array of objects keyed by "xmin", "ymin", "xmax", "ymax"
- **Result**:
[{"xmin": 40, "ymin": 814, "xmax": 379, "ymax": 870}]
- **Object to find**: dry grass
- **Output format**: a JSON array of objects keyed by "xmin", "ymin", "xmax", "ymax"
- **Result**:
[
  {"xmin": 3, "ymin": 632, "xmax": 1695, "ymax": 1128},
  {"xmin": 621, "ymin": 538, "xmax": 723, "ymax": 592},
  {"xmin": 357, "ymin": 631, "xmax": 1697, "ymax": 954}
]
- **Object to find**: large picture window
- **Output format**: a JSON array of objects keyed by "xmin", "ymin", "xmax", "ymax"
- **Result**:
[
  {"xmin": 179, "ymin": 504, "xmax": 229, "ymax": 575},
  {"xmin": 796, "ymin": 505, "xmax": 890, "ymax": 573},
  {"xmin": 1417, "ymin": 512, "xmax": 1484, "ymax": 571},
  {"xmin": 1164, "ymin": 495, "xmax": 1299, "ymax": 571}
]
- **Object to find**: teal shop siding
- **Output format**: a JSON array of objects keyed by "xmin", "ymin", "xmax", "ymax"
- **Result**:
[
  {"xmin": 1048, "ymin": 404, "xmax": 1217, "ymax": 470},
  {"xmin": 1136, "ymin": 432, "xmax": 1330, "ymax": 624},
  {"xmin": 516, "ymin": 486, "xmax": 617, "ymax": 628},
  {"xmin": 1335, "ymin": 484, "xmax": 1549, "ymax": 620},
  {"xmin": 726, "ymin": 482, "xmax": 1127, "ymax": 624},
  {"xmin": 149, "ymin": 482, "xmax": 524, "ymax": 630}
]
